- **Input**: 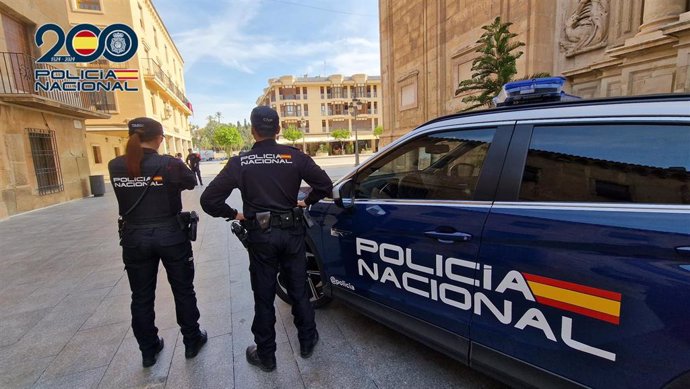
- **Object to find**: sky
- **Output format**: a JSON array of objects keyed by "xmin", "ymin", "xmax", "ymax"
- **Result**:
[{"xmin": 154, "ymin": 0, "xmax": 381, "ymax": 127}]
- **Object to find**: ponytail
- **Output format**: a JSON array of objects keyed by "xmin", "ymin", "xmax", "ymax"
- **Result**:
[{"xmin": 125, "ymin": 133, "xmax": 143, "ymax": 177}]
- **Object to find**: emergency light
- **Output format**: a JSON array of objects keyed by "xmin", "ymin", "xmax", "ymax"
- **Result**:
[{"xmin": 493, "ymin": 76, "xmax": 581, "ymax": 107}]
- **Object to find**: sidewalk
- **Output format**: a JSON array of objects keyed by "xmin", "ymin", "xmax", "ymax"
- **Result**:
[{"xmin": 0, "ymin": 175, "xmax": 502, "ymax": 388}]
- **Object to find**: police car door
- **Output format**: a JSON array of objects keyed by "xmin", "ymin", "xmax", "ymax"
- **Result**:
[
  {"xmin": 474, "ymin": 120, "xmax": 690, "ymax": 388},
  {"xmin": 327, "ymin": 125, "xmax": 512, "ymax": 358}
]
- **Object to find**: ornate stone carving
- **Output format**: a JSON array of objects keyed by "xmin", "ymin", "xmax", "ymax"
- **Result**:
[{"xmin": 560, "ymin": 0, "xmax": 610, "ymax": 57}]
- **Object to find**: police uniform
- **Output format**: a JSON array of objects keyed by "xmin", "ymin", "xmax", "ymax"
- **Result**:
[
  {"xmin": 109, "ymin": 117, "xmax": 206, "ymax": 367},
  {"xmin": 200, "ymin": 107, "xmax": 332, "ymax": 370}
]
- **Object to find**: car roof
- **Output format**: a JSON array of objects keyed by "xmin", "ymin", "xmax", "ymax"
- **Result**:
[{"xmin": 415, "ymin": 93, "xmax": 690, "ymax": 131}]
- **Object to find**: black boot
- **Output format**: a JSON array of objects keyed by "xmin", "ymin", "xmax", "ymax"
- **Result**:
[
  {"xmin": 142, "ymin": 337, "xmax": 164, "ymax": 368},
  {"xmin": 300, "ymin": 330, "xmax": 319, "ymax": 358},
  {"xmin": 246, "ymin": 345, "xmax": 276, "ymax": 372},
  {"xmin": 185, "ymin": 330, "xmax": 208, "ymax": 359}
]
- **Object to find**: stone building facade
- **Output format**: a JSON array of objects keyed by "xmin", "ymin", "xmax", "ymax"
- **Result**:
[
  {"xmin": 67, "ymin": 0, "xmax": 194, "ymax": 178},
  {"xmin": 0, "ymin": 0, "xmax": 109, "ymax": 219},
  {"xmin": 379, "ymin": 0, "xmax": 690, "ymax": 143}
]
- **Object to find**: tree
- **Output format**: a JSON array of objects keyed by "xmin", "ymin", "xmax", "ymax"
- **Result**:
[
  {"xmin": 213, "ymin": 124, "xmax": 243, "ymax": 154},
  {"xmin": 331, "ymin": 129, "xmax": 350, "ymax": 154},
  {"xmin": 455, "ymin": 17, "xmax": 532, "ymax": 111},
  {"xmin": 282, "ymin": 125, "xmax": 303, "ymax": 146},
  {"xmin": 373, "ymin": 125, "xmax": 383, "ymax": 151}
]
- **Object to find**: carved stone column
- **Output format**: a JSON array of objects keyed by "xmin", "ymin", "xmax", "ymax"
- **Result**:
[{"xmin": 639, "ymin": 0, "xmax": 687, "ymax": 33}]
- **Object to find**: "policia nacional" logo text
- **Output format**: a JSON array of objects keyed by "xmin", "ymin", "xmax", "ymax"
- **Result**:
[
  {"xmin": 240, "ymin": 153, "xmax": 293, "ymax": 166},
  {"xmin": 113, "ymin": 176, "xmax": 163, "ymax": 188}
]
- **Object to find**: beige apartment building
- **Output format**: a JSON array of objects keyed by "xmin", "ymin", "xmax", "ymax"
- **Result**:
[
  {"xmin": 0, "ymin": 0, "xmax": 109, "ymax": 219},
  {"xmin": 256, "ymin": 74, "xmax": 383, "ymax": 155},
  {"xmin": 379, "ymin": 0, "xmax": 690, "ymax": 143},
  {"xmin": 67, "ymin": 0, "xmax": 193, "ymax": 177}
]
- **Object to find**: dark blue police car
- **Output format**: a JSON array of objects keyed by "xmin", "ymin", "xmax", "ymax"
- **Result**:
[{"xmin": 292, "ymin": 79, "xmax": 690, "ymax": 388}]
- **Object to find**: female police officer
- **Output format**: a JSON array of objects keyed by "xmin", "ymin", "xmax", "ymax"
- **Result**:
[{"xmin": 108, "ymin": 117, "xmax": 207, "ymax": 367}]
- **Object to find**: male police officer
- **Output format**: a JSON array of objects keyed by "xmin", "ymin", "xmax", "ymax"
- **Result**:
[
  {"xmin": 185, "ymin": 148, "xmax": 203, "ymax": 186},
  {"xmin": 200, "ymin": 106, "xmax": 332, "ymax": 372},
  {"xmin": 109, "ymin": 117, "xmax": 207, "ymax": 367}
]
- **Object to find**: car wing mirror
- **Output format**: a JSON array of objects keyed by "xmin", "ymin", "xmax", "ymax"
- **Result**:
[{"xmin": 333, "ymin": 179, "xmax": 354, "ymax": 209}]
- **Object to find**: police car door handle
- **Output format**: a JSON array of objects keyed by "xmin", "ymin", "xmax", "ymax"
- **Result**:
[
  {"xmin": 424, "ymin": 230, "xmax": 472, "ymax": 243},
  {"xmin": 677, "ymin": 246, "xmax": 690, "ymax": 256}
]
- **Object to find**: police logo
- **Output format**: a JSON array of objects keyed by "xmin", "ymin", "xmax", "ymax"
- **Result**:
[{"xmin": 109, "ymin": 32, "xmax": 127, "ymax": 54}]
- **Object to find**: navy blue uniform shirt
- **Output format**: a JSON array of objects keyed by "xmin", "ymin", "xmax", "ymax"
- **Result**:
[
  {"xmin": 200, "ymin": 139, "xmax": 333, "ymax": 219},
  {"xmin": 109, "ymin": 149, "xmax": 196, "ymax": 222}
]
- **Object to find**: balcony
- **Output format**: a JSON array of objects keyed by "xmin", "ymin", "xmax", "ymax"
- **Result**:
[
  {"xmin": 142, "ymin": 58, "xmax": 192, "ymax": 115},
  {"xmin": 0, "ymin": 52, "xmax": 110, "ymax": 119}
]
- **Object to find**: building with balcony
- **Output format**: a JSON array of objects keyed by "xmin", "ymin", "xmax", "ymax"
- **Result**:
[
  {"xmin": 67, "ymin": 0, "xmax": 194, "ymax": 177},
  {"xmin": 256, "ymin": 74, "xmax": 383, "ymax": 155},
  {"xmin": 0, "ymin": 0, "xmax": 110, "ymax": 219}
]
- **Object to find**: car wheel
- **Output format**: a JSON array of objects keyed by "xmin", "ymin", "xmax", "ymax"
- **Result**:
[{"xmin": 276, "ymin": 240, "xmax": 332, "ymax": 309}]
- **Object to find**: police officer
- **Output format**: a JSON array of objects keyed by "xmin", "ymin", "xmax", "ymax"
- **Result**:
[
  {"xmin": 200, "ymin": 106, "xmax": 332, "ymax": 372},
  {"xmin": 185, "ymin": 148, "xmax": 203, "ymax": 186},
  {"xmin": 109, "ymin": 117, "xmax": 207, "ymax": 368}
]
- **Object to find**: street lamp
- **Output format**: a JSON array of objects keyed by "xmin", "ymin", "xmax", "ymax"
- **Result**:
[
  {"xmin": 348, "ymin": 98, "xmax": 362, "ymax": 165},
  {"xmin": 299, "ymin": 116, "xmax": 306, "ymax": 154}
]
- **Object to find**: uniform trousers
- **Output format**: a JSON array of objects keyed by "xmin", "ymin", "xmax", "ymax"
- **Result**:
[
  {"xmin": 121, "ymin": 225, "xmax": 202, "ymax": 356},
  {"xmin": 246, "ymin": 225, "xmax": 316, "ymax": 360}
]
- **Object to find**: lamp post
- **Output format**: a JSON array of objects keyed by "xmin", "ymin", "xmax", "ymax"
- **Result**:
[
  {"xmin": 299, "ymin": 116, "xmax": 306, "ymax": 154},
  {"xmin": 348, "ymin": 98, "xmax": 362, "ymax": 166}
]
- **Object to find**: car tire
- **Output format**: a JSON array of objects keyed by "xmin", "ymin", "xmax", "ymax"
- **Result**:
[{"xmin": 276, "ymin": 239, "xmax": 332, "ymax": 309}]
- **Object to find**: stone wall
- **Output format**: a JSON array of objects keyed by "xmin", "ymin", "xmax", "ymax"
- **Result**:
[
  {"xmin": 379, "ymin": 0, "xmax": 690, "ymax": 145},
  {"xmin": 0, "ymin": 105, "xmax": 90, "ymax": 219},
  {"xmin": 379, "ymin": 0, "xmax": 557, "ymax": 144}
]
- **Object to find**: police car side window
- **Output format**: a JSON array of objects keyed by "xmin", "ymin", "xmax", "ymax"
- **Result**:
[
  {"xmin": 519, "ymin": 124, "xmax": 690, "ymax": 204},
  {"xmin": 355, "ymin": 128, "xmax": 496, "ymax": 201}
]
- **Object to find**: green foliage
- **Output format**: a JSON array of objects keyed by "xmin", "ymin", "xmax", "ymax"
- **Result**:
[
  {"xmin": 455, "ymin": 17, "xmax": 526, "ymax": 111},
  {"xmin": 330, "ymin": 129, "xmax": 350, "ymax": 141},
  {"xmin": 344, "ymin": 142, "xmax": 353, "ymax": 154},
  {"xmin": 213, "ymin": 125, "xmax": 243, "ymax": 154},
  {"xmin": 282, "ymin": 125, "xmax": 303, "ymax": 145},
  {"xmin": 373, "ymin": 125, "xmax": 383, "ymax": 138},
  {"xmin": 318, "ymin": 144, "xmax": 328, "ymax": 154}
]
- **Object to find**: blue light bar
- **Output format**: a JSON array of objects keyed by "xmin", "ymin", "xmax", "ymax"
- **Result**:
[{"xmin": 493, "ymin": 76, "xmax": 581, "ymax": 107}]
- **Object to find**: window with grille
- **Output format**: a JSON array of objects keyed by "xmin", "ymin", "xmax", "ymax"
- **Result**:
[
  {"xmin": 28, "ymin": 129, "xmax": 63, "ymax": 195},
  {"xmin": 77, "ymin": 0, "xmax": 102, "ymax": 11}
]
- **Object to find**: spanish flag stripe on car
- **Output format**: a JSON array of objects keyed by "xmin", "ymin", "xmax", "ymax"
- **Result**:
[{"xmin": 523, "ymin": 273, "xmax": 621, "ymax": 324}]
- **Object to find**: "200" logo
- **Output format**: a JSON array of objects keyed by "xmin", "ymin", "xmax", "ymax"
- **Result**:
[{"xmin": 35, "ymin": 23, "xmax": 138, "ymax": 63}]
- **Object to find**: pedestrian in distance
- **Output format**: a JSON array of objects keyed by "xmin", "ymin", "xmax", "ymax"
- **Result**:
[
  {"xmin": 200, "ymin": 106, "xmax": 333, "ymax": 372},
  {"xmin": 186, "ymin": 148, "xmax": 203, "ymax": 186},
  {"xmin": 108, "ymin": 117, "xmax": 207, "ymax": 368},
  {"xmin": 175, "ymin": 152, "xmax": 183, "ymax": 160}
]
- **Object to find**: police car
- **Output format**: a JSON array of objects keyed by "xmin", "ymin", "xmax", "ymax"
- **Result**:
[{"xmin": 296, "ymin": 78, "xmax": 690, "ymax": 388}]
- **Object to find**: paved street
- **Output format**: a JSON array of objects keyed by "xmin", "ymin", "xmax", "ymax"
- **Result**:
[{"xmin": 0, "ymin": 160, "xmax": 504, "ymax": 389}]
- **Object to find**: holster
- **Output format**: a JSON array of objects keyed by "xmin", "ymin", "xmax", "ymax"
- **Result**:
[
  {"xmin": 177, "ymin": 211, "xmax": 200, "ymax": 241},
  {"xmin": 117, "ymin": 217, "xmax": 125, "ymax": 239}
]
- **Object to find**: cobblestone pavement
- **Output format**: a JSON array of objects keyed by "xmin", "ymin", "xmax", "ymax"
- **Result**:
[{"xmin": 0, "ymin": 166, "xmax": 504, "ymax": 389}]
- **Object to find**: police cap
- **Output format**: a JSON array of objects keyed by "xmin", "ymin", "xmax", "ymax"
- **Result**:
[
  {"xmin": 128, "ymin": 117, "xmax": 164, "ymax": 138},
  {"xmin": 250, "ymin": 106, "xmax": 280, "ymax": 132}
]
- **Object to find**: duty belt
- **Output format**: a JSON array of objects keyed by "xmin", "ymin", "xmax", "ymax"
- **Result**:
[
  {"xmin": 243, "ymin": 209, "xmax": 304, "ymax": 230},
  {"xmin": 123, "ymin": 216, "xmax": 179, "ymax": 229}
]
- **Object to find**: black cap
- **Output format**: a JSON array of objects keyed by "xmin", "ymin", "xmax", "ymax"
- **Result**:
[
  {"xmin": 128, "ymin": 117, "xmax": 163, "ymax": 138},
  {"xmin": 250, "ymin": 106, "xmax": 280, "ymax": 132}
]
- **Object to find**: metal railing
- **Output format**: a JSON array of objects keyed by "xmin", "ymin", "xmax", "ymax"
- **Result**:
[
  {"xmin": 142, "ymin": 58, "xmax": 190, "ymax": 108},
  {"xmin": 0, "ymin": 52, "xmax": 109, "ymax": 114}
]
